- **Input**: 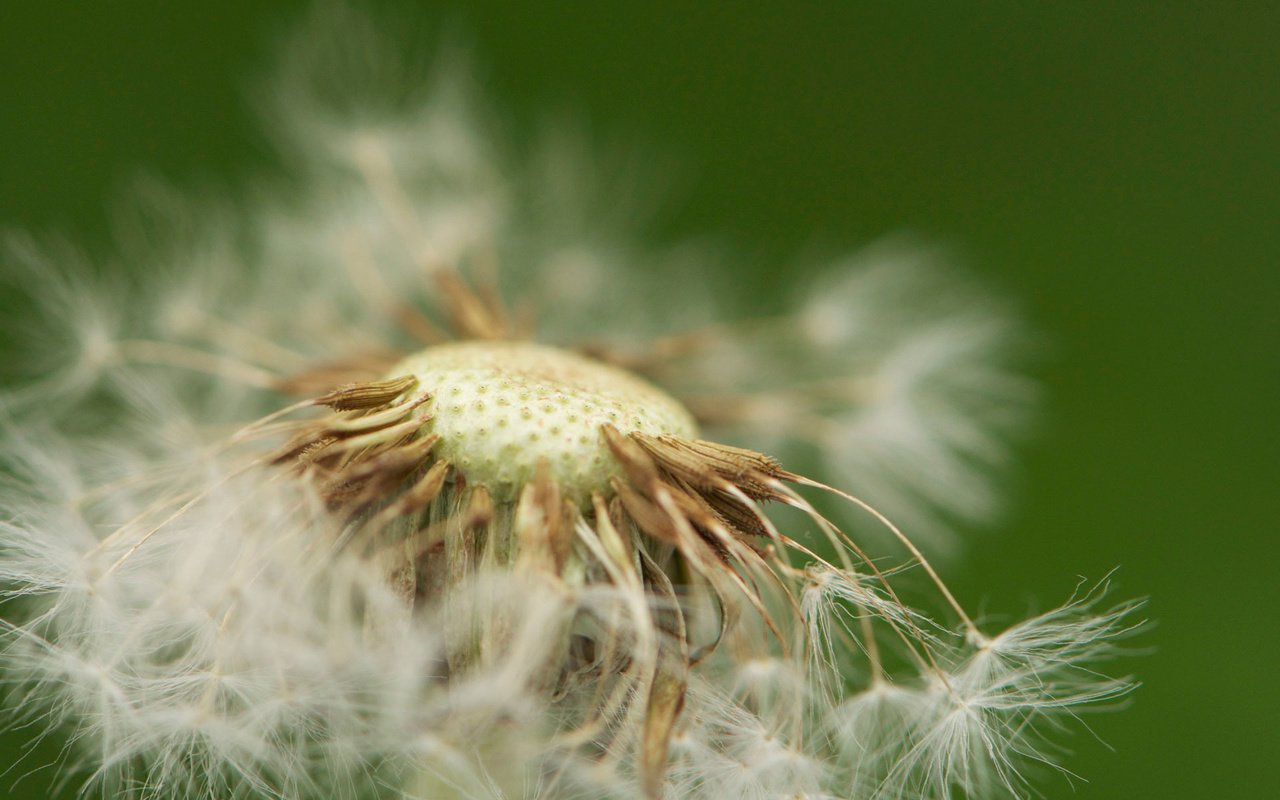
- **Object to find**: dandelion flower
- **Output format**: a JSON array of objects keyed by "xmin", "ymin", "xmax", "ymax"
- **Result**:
[{"xmin": 0, "ymin": 6, "xmax": 1139, "ymax": 800}]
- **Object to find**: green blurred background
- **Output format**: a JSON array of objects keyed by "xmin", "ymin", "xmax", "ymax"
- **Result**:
[{"xmin": 1, "ymin": 2, "xmax": 1276, "ymax": 797}]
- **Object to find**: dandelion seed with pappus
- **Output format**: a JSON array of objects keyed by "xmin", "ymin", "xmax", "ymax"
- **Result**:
[{"xmin": 0, "ymin": 7, "xmax": 1141, "ymax": 800}]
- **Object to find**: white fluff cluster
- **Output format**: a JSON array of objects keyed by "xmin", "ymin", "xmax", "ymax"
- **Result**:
[
  {"xmin": 0, "ymin": 420, "xmax": 659, "ymax": 799},
  {"xmin": 0, "ymin": 6, "xmax": 1139, "ymax": 800},
  {"xmin": 652, "ymin": 240, "xmax": 1038, "ymax": 554}
]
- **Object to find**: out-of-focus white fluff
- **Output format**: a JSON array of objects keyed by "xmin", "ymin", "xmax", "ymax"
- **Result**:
[
  {"xmin": 0, "ymin": 4, "xmax": 714, "ymax": 421},
  {"xmin": 0, "ymin": 417, "xmax": 640, "ymax": 799},
  {"xmin": 656, "ymin": 239, "xmax": 1037, "ymax": 554},
  {"xmin": 0, "ymin": 417, "xmax": 550, "ymax": 798}
]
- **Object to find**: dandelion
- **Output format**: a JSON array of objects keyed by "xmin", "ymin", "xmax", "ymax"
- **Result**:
[{"xmin": 0, "ymin": 6, "xmax": 1139, "ymax": 800}]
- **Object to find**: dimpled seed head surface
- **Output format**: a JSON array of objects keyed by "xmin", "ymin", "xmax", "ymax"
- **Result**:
[{"xmin": 390, "ymin": 341, "xmax": 698, "ymax": 503}]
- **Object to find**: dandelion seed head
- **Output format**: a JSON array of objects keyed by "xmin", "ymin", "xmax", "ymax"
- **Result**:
[{"xmin": 0, "ymin": 7, "xmax": 1141, "ymax": 800}]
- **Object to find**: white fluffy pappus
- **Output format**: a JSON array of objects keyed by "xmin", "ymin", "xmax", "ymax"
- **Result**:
[{"xmin": 0, "ymin": 5, "xmax": 1142, "ymax": 800}]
